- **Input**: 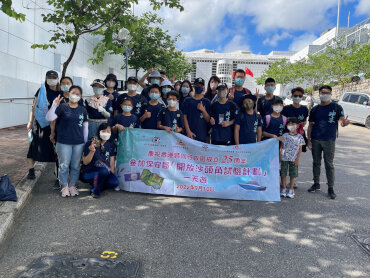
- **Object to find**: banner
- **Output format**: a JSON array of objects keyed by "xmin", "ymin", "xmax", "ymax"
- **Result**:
[{"xmin": 116, "ymin": 129, "xmax": 280, "ymax": 201}]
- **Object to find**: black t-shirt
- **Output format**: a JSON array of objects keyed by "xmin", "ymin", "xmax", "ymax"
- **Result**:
[
  {"xmin": 157, "ymin": 108, "xmax": 184, "ymax": 130},
  {"xmin": 235, "ymin": 111, "xmax": 263, "ymax": 144},
  {"xmin": 183, "ymin": 97, "xmax": 211, "ymax": 142},
  {"xmin": 55, "ymin": 103, "xmax": 88, "ymax": 144},
  {"xmin": 210, "ymin": 101, "xmax": 237, "ymax": 143}
]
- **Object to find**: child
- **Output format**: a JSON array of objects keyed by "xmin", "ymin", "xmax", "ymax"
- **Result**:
[
  {"xmin": 262, "ymin": 98, "xmax": 287, "ymax": 141},
  {"xmin": 280, "ymin": 117, "xmax": 305, "ymax": 198},
  {"xmin": 210, "ymin": 83, "xmax": 237, "ymax": 145},
  {"xmin": 183, "ymin": 77, "xmax": 211, "ymax": 142},
  {"xmin": 157, "ymin": 91, "xmax": 184, "ymax": 133},
  {"xmin": 112, "ymin": 98, "xmax": 139, "ymax": 134},
  {"xmin": 234, "ymin": 94, "xmax": 262, "ymax": 144},
  {"xmin": 139, "ymin": 85, "xmax": 164, "ymax": 129}
]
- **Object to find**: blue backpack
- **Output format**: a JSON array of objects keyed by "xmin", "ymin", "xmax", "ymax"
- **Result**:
[
  {"xmin": 0, "ymin": 175, "xmax": 17, "ymax": 202},
  {"xmin": 34, "ymin": 83, "xmax": 50, "ymax": 128}
]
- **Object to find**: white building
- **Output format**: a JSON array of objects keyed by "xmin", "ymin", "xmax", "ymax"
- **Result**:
[
  {"xmin": 0, "ymin": 0, "xmax": 133, "ymax": 128},
  {"xmin": 184, "ymin": 49, "xmax": 295, "ymax": 96}
]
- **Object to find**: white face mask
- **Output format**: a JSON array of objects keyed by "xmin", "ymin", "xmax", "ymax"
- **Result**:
[
  {"xmin": 61, "ymin": 85, "xmax": 71, "ymax": 92},
  {"xmin": 273, "ymin": 105, "xmax": 283, "ymax": 113},
  {"xmin": 167, "ymin": 99, "xmax": 177, "ymax": 108},
  {"xmin": 47, "ymin": 79, "xmax": 58, "ymax": 87},
  {"xmin": 107, "ymin": 81, "xmax": 116, "ymax": 88},
  {"xmin": 287, "ymin": 125, "xmax": 297, "ymax": 132},
  {"xmin": 127, "ymin": 84, "xmax": 137, "ymax": 92},
  {"xmin": 100, "ymin": 132, "xmax": 111, "ymax": 141},
  {"xmin": 69, "ymin": 94, "xmax": 81, "ymax": 103},
  {"xmin": 320, "ymin": 94, "xmax": 331, "ymax": 102},
  {"xmin": 293, "ymin": 96, "xmax": 302, "ymax": 104}
]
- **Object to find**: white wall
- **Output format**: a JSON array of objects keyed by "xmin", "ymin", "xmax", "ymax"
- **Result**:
[{"xmin": 0, "ymin": 0, "xmax": 134, "ymax": 128}]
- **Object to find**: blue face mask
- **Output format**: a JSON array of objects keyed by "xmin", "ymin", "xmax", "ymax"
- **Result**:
[
  {"xmin": 162, "ymin": 88, "xmax": 171, "ymax": 95},
  {"xmin": 181, "ymin": 87, "xmax": 190, "ymax": 95},
  {"xmin": 235, "ymin": 78, "xmax": 244, "ymax": 86},
  {"xmin": 122, "ymin": 105, "xmax": 132, "ymax": 113},
  {"xmin": 194, "ymin": 86, "xmax": 203, "ymax": 94},
  {"xmin": 265, "ymin": 85, "xmax": 275, "ymax": 94},
  {"xmin": 151, "ymin": 79, "xmax": 160, "ymax": 85},
  {"xmin": 149, "ymin": 93, "xmax": 160, "ymax": 100}
]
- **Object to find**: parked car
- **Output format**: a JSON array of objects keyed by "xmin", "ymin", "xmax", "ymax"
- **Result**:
[{"xmin": 338, "ymin": 92, "xmax": 370, "ymax": 129}]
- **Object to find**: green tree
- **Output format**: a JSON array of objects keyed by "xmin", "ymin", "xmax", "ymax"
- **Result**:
[
  {"xmin": 349, "ymin": 44, "xmax": 370, "ymax": 78},
  {"xmin": 30, "ymin": 0, "xmax": 183, "ymax": 77},
  {"xmin": 160, "ymin": 49, "xmax": 194, "ymax": 80},
  {"xmin": 1, "ymin": 0, "xmax": 25, "ymax": 21}
]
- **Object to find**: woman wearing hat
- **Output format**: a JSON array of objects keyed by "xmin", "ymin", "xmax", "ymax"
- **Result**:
[
  {"xmin": 85, "ymin": 79, "xmax": 113, "ymax": 139},
  {"xmin": 160, "ymin": 80, "xmax": 174, "ymax": 107},
  {"xmin": 26, "ymin": 70, "xmax": 61, "ymax": 180},
  {"xmin": 103, "ymin": 73, "xmax": 119, "ymax": 113},
  {"xmin": 138, "ymin": 69, "xmax": 164, "ymax": 102}
]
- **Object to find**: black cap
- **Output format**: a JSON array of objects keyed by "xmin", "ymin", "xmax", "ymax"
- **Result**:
[
  {"xmin": 241, "ymin": 94, "xmax": 257, "ymax": 103},
  {"xmin": 104, "ymin": 73, "xmax": 117, "ymax": 82},
  {"xmin": 127, "ymin": 76, "xmax": 138, "ymax": 83},
  {"xmin": 216, "ymin": 83, "xmax": 228, "ymax": 90},
  {"xmin": 194, "ymin": 77, "xmax": 205, "ymax": 85},
  {"xmin": 46, "ymin": 70, "xmax": 58, "ymax": 78}
]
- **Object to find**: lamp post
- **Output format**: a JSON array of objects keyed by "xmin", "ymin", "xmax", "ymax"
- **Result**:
[{"xmin": 118, "ymin": 27, "xmax": 132, "ymax": 81}]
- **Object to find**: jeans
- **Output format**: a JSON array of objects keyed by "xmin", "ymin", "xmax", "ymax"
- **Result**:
[
  {"xmin": 55, "ymin": 143, "xmax": 84, "ymax": 187},
  {"xmin": 311, "ymin": 140, "xmax": 336, "ymax": 188},
  {"xmin": 88, "ymin": 120, "xmax": 106, "ymax": 140},
  {"xmin": 82, "ymin": 166, "xmax": 119, "ymax": 196}
]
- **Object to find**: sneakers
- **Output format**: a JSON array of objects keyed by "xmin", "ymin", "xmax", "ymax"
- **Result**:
[
  {"xmin": 61, "ymin": 187, "xmax": 70, "ymax": 197},
  {"xmin": 91, "ymin": 192, "xmax": 100, "ymax": 198},
  {"xmin": 328, "ymin": 188, "xmax": 336, "ymax": 199},
  {"xmin": 287, "ymin": 189, "xmax": 295, "ymax": 199},
  {"xmin": 308, "ymin": 183, "xmax": 320, "ymax": 192},
  {"xmin": 69, "ymin": 186, "xmax": 79, "ymax": 197},
  {"xmin": 114, "ymin": 186, "xmax": 120, "ymax": 192},
  {"xmin": 280, "ymin": 189, "xmax": 287, "ymax": 197},
  {"xmin": 27, "ymin": 168, "xmax": 36, "ymax": 180}
]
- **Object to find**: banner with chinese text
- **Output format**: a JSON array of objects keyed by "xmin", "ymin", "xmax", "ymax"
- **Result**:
[{"xmin": 116, "ymin": 129, "xmax": 280, "ymax": 201}]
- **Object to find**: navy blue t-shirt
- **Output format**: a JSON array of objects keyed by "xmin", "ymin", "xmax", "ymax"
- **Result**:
[
  {"xmin": 183, "ymin": 97, "xmax": 211, "ymax": 142},
  {"xmin": 235, "ymin": 111, "xmax": 263, "ymax": 144},
  {"xmin": 140, "ymin": 102, "xmax": 163, "ymax": 129},
  {"xmin": 309, "ymin": 103, "xmax": 344, "ymax": 141},
  {"xmin": 180, "ymin": 95, "xmax": 190, "ymax": 112},
  {"xmin": 112, "ymin": 114, "xmax": 139, "ymax": 128},
  {"xmin": 257, "ymin": 95, "xmax": 276, "ymax": 118},
  {"xmin": 282, "ymin": 105, "xmax": 308, "ymax": 123},
  {"xmin": 117, "ymin": 93, "xmax": 146, "ymax": 117},
  {"xmin": 35, "ymin": 88, "xmax": 60, "ymax": 109},
  {"xmin": 83, "ymin": 140, "xmax": 113, "ymax": 172},
  {"xmin": 55, "ymin": 103, "xmax": 88, "ymax": 145},
  {"xmin": 85, "ymin": 98, "xmax": 113, "ymax": 120},
  {"xmin": 104, "ymin": 90, "xmax": 119, "ymax": 111},
  {"xmin": 232, "ymin": 88, "xmax": 249, "ymax": 109},
  {"xmin": 157, "ymin": 108, "xmax": 184, "ymax": 130},
  {"xmin": 262, "ymin": 115, "xmax": 286, "ymax": 137},
  {"xmin": 140, "ymin": 85, "xmax": 151, "ymax": 102},
  {"xmin": 210, "ymin": 101, "xmax": 237, "ymax": 143}
]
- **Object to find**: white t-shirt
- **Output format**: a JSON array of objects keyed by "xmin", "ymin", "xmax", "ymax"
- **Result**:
[{"xmin": 281, "ymin": 133, "xmax": 305, "ymax": 162}]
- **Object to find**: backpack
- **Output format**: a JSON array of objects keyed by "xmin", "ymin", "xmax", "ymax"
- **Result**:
[
  {"xmin": 0, "ymin": 174, "xmax": 17, "ymax": 202},
  {"xmin": 310, "ymin": 102, "xmax": 341, "ymax": 137},
  {"xmin": 265, "ymin": 114, "xmax": 287, "ymax": 127},
  {"xmin": 34, "ymin": 83, "xmax": 50, "ymax": 128},
  {"xmin": 258, "ymin": 95, "xmax": 277, "ymax": 116}
]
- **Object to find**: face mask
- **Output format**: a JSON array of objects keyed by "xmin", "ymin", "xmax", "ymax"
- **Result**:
[
  {"xmin": 194, "ymin": 86, "xmax": 203, "ymax": 94},
  {"xmin": 244, "ymin": 103, "xmax": 254, "ymax": 110},
  {"xmin": 69, "ymin": 94, "xmax": 81, "ymax": 103},
  {"xmin": 175, "ymin": 85, "xmax": 180, "ymax": 91},
  {"xmin": 210, "ymin": 82, "xmax": 218, "ymax": 90},
  {"xmin": 293, "ymin": 96, "xmax": 302, "ymax": 104},
  {"xmin": 235, "ymin": 78, "xmax": 244, "ymax": 86},
  {"xmin": 47, "ymin": 79, "xmax": 58, "ymax": 87},
  {"xmin": 61, "ymin": 85, "xmax": 71, "ymax": 92},
  {"xmin": 320, "ymin": 94, "xmax": 331, "ymax": 102},
  {"xmin": 107, "ymin": 81, "xmax": 116, "ymax": 88},
  {"xmin": 122, "ymin": 105, "xmax": 132, "ymax": 112},
  {"xmin": 93, "ymin": 87, "xmax": 104, "ymax": 95},
  {"xmin": 265, "ymin": 86, "xmax": 275, "ymax": 94},
  {"xmin": 218, "ymin": 90, "xmax": 228, "ymax": 98},
  {"xmin": 181, "ymin": 87, "xmax": 190, "ymax": 95},
  {"xmin": 162, "ymin": 88, "xmax": 171, "ymax": 95},
  {"xmin": 100, "ymin": 132, "xmax": 111, "ymax": 141},
  {"xmin": 167, "ymin": 99, "xmax": 177, "ymax": 108},
  {"xmin": 151, "ymin": 79, "xmax": 160, "ymax": 85},
  {"xmin": 127, "ymin": 84, "xmax": 137, "ymax": 92},
  {"xmin": 149, "ymin": 93, "xmax": 160, "ymax": 100},
  {"xmin": 287, "ymin": 125, "xmax": 297, "ymax": 132},
  {"xmin": 273, "ymin": 105, "xmax": 283, "ymax": 113}
]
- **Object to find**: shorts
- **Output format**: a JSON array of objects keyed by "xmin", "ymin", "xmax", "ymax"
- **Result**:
[{"xmin": 280, "ymin": 161, "xmax": 298, "ymax": 177}]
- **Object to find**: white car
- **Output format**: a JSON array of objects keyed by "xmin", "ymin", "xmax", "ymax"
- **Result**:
[
  {"xmin": 338, "ymin": 92, "xmax": 370, "ymax": 129},
  {"xmin": 283, "ymin": 95, "xmax": 309, "ymax": 107}
]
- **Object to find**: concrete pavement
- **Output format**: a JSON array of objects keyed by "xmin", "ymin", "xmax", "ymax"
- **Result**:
[{"xmin": 0, "ymin": 124, "xmax": 369, "ymax": 278}]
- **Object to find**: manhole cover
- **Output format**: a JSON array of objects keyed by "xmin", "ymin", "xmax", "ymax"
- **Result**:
[
  {"xmin": 18, "ymin": 256, "xmax": 140, "ymax": 278},
  {"xmin": 351, "ymin": 234, "xmax": 370, "ymax": 256}
]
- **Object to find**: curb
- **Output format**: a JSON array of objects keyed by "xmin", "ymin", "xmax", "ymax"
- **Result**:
[{"xmin": 0, "ymin": 162, "xmax": 47, "ymax": 245}]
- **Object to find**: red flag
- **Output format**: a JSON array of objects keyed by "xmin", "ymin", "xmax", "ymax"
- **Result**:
[
  {"xmin": 232, "ymin": 71, "xmax": 235, "ymax": 78},
  {"xmin": 245, "ymin": 67, "xmax": 254, "ymax": 77}
]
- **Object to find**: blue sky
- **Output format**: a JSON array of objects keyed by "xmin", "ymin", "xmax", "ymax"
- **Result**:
[{"xmin": 137, "ymin": 0, "xmax": 370, "ymax": 54}]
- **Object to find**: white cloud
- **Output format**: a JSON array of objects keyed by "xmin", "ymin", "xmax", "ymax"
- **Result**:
[
  {"xmin": 289, "ymin": 33, "xmax": 318, "ymax": 51},
  {"xmin": 263, "ymin": 32, "xmax": 292, "ymax": 46},
  {"xmin": 355, "ymin": 0, "xmax": 370, "ymax": 16},
  {"xmin": 223, "ymin": 35, "xmax": 251, "ymax": 52}
]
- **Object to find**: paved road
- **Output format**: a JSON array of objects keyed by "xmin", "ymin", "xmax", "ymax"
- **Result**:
[{"xmin": 0, "ymin": 124, "xmax": 369, "ymax": 278}]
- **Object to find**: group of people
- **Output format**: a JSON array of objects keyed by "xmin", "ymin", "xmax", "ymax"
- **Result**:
[{"xmin": 26, "ymin": 68, "xmax": 350, "ymax": 199}]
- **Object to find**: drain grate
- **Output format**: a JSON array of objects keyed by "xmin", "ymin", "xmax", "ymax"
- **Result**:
[
  {"xmin": 351, "ymin": 234, "xmax": 370, "ymax": 256},
  {"xmin": 18, "ymin": 255, "xmax": 140, "ymax": 278}
]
